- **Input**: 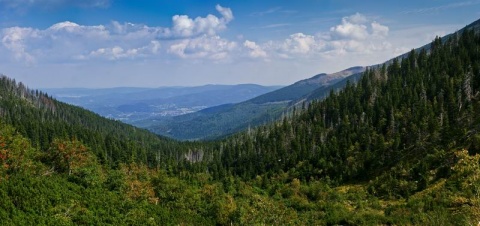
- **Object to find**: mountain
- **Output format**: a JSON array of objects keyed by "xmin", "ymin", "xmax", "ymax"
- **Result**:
[
  {"xmin": 44, "ymin": 84, "xmax": 281, "ymax": 123},
  {"xmin": 0, "ymin": 18, "xmax": 480, "ymax": 225},
  {"xmin": 144, "ymin": 66, "xmax": 365, "ymax": 140}
]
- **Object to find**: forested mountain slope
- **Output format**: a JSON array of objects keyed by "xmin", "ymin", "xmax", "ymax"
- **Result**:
[
  {"xmin": 0, "ymin": 19, "xmax": 479, "ymax": 225},
  {"xmin": 146, "ymin": 66, "xmax": 365, "ymax": 140},
  {"xmin": 249, "ymin": 66, "xmax": 365, "ymax": 104},
  {"xmin": 0, "ymin": 77, "xmax": 189, "ymax": 166},
  {"xmin": 208, "ymin": 31, "xmax": 480, "ymax": 181},
  {"xmin": 193, "ymin": 26, "xmax": 480, "ymax": 224}
]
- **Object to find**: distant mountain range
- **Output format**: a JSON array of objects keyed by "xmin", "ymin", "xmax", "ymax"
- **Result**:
[
  {"xmin": 43, "ymin": 84, "xmax": 281, "ymax": 123},
  {"xmin": 142, "ymin": 66, "xmax": 365, "ymax": 140},
  {"xmin": 143, "ymin": 19, "xmax": 480, "ymax": 141}
]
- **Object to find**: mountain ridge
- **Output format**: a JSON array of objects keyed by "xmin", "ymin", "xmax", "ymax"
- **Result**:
[{"xmin": 143, "ymin": 66, "xmax": 366, "ymax": 140}]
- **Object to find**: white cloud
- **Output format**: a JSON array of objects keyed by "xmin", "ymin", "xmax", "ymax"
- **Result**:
[
  {"xmin": 1, "ymin": 27, "xmax": 38, "ymax": 63},
  {"xmin": 330, "ymin": 14, "xmax": 369, "ymax": 40},
  {"xmin": 216, "ymin": 4, "xmax": 234, "ymax": 23},
  {"xmin": 324, "ymin": 15, "xmax": 391, "ymax": 56},
  {"xmin": 248, "ymin": 33, "xmax": 325, "ymax": 59},
  {"xmin": 84, "ymin": 41, "xmax": 161, "ymax": 60},
  {"xmin": 0, "ymin": 5, "xmax": 234, "ymax": 63},
  {"xmin": 109, "ymin": 21, "xmax": 167, "ymax": 40},
  {"xmin": 371, "ymin": 21, "xmax": 389, "ymax": 38},
  {"xmin": 168, "ymin": 35, "xmax": 236, "ymax": 60},
  {"xmin": 89, "ymin": 46, "xmax": 127, "ymax": 60},
  {"xmin": 244, "ymin": 40, "xmax": 267, "ymax": 58},
  {"xmin": 170, "ymin": 14, "xmax": 223, "ymax": 37},
  {"xmin": 244, "ymin": 13, "xmax": 392, "ymax": 60},
  {"xmin": 49, "ymin": 21, "xmax": 80, "ymax": 31},
  {"xmin": 280, "ymin": 33, "xmax": 323, "ymax": 54},
  {"xmin": 47, "ymin": 21, "xmax": 109, "ymax": 40},
  {"xmin": 345, "ymin": 13, "xmax": 368, "ymax": 24},
  {"xmin": 168, "ymin": 5, "xmax": 233, "ymax": 38}
]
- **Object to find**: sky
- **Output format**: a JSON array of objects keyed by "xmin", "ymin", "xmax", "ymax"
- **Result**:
[{"xmin": 0, "ymin": 0, "xmax": 479, "ymax": 88}]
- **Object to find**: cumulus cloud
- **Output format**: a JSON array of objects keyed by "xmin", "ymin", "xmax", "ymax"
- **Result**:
[
  {"xmin": 0, "ymin": 5, "xmax": 235, "ymax": 63},
  {"xmin": 47, "ymin": 21, "xmax": 109, "ymax": 40},
  {"xmin": 216, "ymin": 4, "xmax": 234, "ymax": 23},
  {"xmin": 168, "ymin": 35, "xmax": 236, "ymax": 60},
  {"xmin": 280, "ymin": 33, "xmax": 323, "ymax": 54},
  {"xmin": 1, "ymin": 27, "xmax": 38, "ymax": 63},
  {"xmin": 324, "ymin": 14, "xmax": 390, "ymax": 56},
  {"xmin": 345, "ymin": 13, "xmax": 368, "ymax": 24},
  {"xmin": 167, "ymin": 4, "xmax": 233, "ymax": 38},
  {"xmin": 170, "ymin": 14, "xmax": 223, "ymax": 37},
  {"xmin": 330, "ymin": 13, "xmax": 369, "ymax": 40},
  {"xmin": 244, "ymin": 40, "xmax": 267, "ymax": 58},
  {"xmin": 243, "ymin": 13, "xmax": 391, "ymax": 59},
  {"xmin": 371, "ymin": 21, "xmax": 389, "ymax": 38},
  {"xmin": 83, "ymin": 41, "xmax": 161, "ymax": 60},
  {"xmin": 1, "ymin": 21, "xmax": 114, "ymax": 63},
  {"xmin": 109, "ymin": 21, "xmax": 167, "ymax": 40}
]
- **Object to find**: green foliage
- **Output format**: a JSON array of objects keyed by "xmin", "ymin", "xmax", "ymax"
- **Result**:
[{"xmin": 0, "ymin": 123, "xmax": 39, "ymax": 178}]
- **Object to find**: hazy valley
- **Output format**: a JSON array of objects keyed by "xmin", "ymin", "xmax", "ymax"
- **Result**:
[{"xmin": 44, "ymin": 84, "xmax": 281, "ymax": 123}]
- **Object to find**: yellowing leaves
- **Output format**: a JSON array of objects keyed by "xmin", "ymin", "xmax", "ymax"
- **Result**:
[
  {"xmin": 47, "ymin": 139, "xmax": 92, "ymax": 175},
  {"xmin": 120, "ymin": 163, "xmax": 158, "ymax": 205}
]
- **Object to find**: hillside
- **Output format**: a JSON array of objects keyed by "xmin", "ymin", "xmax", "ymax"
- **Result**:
[
  {"xmin": 0, "ymin": 76, "xmax": 191, "ymax": 166},
  {"xmin": 145, "ymin": 66, "xmax": 365, "ymax": 140},
  {"xmin": 197, "ymin": 26, "xmax": 480, "ymax": 224}
]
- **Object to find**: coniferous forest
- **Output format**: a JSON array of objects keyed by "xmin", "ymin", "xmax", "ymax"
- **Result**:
[{"xmin": 1, "ymin": 23, "xmax": 480, "ymax": 225}]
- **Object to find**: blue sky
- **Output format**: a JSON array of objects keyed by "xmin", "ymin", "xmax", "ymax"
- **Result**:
[{"xmin": 0, "ymin": 0, "xmax": 479, "ymax": 88}]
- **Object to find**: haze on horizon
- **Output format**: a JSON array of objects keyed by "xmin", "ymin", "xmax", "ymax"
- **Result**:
[{"xmin": 0, "ymin": 0, "xmax": 478, "ymax": 88}]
